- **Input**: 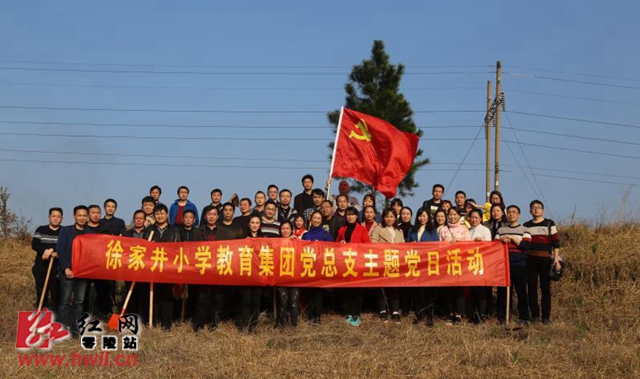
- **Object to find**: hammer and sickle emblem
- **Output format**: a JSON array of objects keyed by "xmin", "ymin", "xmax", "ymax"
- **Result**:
[{"xmin": 349, "ymin": 119, "xmax": 372, "ymax": 142}]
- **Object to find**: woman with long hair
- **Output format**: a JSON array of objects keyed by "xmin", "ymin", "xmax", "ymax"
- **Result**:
[
  {"xmin": 361, "ymin": 193, "xmax": 380, "ymax": 223},
  {"xmin": 438, "ymin": 207, "xmax": 471, "ymax": 325},
  {"xmin": 484, "ymin": 204, "xmax": 507, "ymax": 240},
  {"xmin": 434, "ymin": 209, "xmax": 448, "ymax": 233},
  {"xmin": 390, "ymin": 198, "xmax": 403, "ymax": 219},
  {"xmin": 371, "ymin": 209, "xmax": 405, "ymax": 323},
  {"xmin": 337, "ymin": 207, "xmax": 371, "ymax": 327},
  {"xmin": 361, "ymin": 205, "xmax": 379, "ymax": 235},
  {"xmin": 276, "ymin": 221, "xmax": 301, "ymax": 328},
  {"xmin": 239, "ymin": 215, "xmax": 263, "ymax": 333},
  {"xmin": 301, "ymin": 211, "xmax": 332, "ymax": 325},
  {"xmin": 407, "ymin": 207, "xmax": 439, "ymax": 325},
  {"xmin": 292, "ymin": 214, "xmax": 307, "ymax": 238},
  {"xmin": 397, "ymin": 206, "xmax": 413, "ymax": 241},
  {"xmin": 440, "ymin": 200, "xmax": 453, "ymax": 214}
]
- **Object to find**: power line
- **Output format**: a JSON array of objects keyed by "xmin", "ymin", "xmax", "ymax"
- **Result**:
[
  {"xmin": 523, "ymin": 166, "xmax": 640, "ymax": 181},
  {"xmin": 445, "ymin": 123, "xmax": 486, "ymax": 190},
  {"xmin": 509, "ymin": 110, "xmax": 640, "ymax": 130},
  {"xmin": 509, "ymin": 126, "xmax": 640, "ymax": 146},
  {"xmin": 508, "ymin": 89, "xmax": 640, "ymax": 107},
  {"xmin": 507, "ymin": 65, "xmax": 640, "ymax": 83},
  {"xmin": 0, "ymin": 158, "xmax": 326, "ymax": 170},
  {"xmin": 0, "ymin": 147, "xmax": 491, "ymax": 166},
  {"xmin": 0, "ymin": 156, "xmax": 496, "ymax": 171},
  {"xmin": 0, "ymin": 104, "xmax": 484, "ymax": 114},
  {"xmin": 0, "ymin": 119, "xmax": 479, "ymax": 130},
  {"xmin": 0, "ymin": 65, "xmax": 491, "ymax": 76},
  {"xmin": 503, "ymin": 140, "xmax": 640, "ymax": 160},
  {"xmin": 0, "ymin": 131, "xmax": 475, "ymax": 142},
  {"xmin": 526, "ymin": 173, "xmax": 639, "ymax": 188},
  {"xmin": 500, "ymin": 130, "xmax": 542, "ymax": 200},
  {"xmin": 0, "ymin": 59, "xmax": 492, "ymax": 70},
  {"xmin": 0, "ymin": 80, "xmax": 484, "ymax": 92},
  {"xmin": 502, "ymin": 113, "xmax": 550, "ymax": 209},
  {"xmin": 0, "ymin": 148, "xmax": 325, "ymax": 162},
  {"xmin": 507, "ymin": 72, "xmax": 640, "ymax": 90}
]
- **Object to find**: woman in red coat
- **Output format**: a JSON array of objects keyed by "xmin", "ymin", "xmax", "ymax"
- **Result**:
[{"xmin": 336, "ymin": 207, "xmax": 370, "ymax": 327}]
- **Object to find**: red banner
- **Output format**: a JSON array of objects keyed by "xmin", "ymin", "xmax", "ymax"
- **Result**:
[{"xmin": 72, "ymin": 235, "xmax": 510, "ymax": 287}]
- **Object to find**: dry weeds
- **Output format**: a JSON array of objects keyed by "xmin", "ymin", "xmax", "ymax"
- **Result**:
[{"xmin": 1, "ymin": 224, "xmax": 639, "ymax": 379}]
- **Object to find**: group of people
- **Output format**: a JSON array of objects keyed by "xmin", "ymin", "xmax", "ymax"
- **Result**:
[{"xmin": 30, "ymin": 174, "xmax": 561, "ymax": 336}]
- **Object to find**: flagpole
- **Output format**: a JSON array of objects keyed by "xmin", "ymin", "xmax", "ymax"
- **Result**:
[{"xmin": 326, "ymin": 106, "xmax": 345, "ymax": 199}]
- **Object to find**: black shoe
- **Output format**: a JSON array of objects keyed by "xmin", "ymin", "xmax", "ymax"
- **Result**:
[
  {"xmin": 451, "ymin": 315, "xmax": 462, "ymax": 325},
  {"xmin": 531, "ymin": 316, "xmax": 540, "ymax": 323},
  {"xmin": 392, "ymin": 312, "xmax": 401, "ymax": 324},
  {"xmin": 542, "ymin": 318, "xmax": 551, "ymax": 325},
  {"xmin": 426, "ymin": 317, "xmax": 434, "ymax": 327},
  {"xmin": 379, "ymin": 311, "xmax": 388, "ymax": 322}
]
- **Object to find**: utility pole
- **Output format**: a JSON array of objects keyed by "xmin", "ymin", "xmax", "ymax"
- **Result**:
[
  {"xmin": 485, "ymin": 80, "xmax": 492, "ymax": 202},
  {"xmin": 494, "ymin": 61, "xmax": 502, "ymax": 192}
]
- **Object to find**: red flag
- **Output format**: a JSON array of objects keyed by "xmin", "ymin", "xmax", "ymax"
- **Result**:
[{"xmin": 331, "ymin": 108, "xmax": 419, "ymax": 198}]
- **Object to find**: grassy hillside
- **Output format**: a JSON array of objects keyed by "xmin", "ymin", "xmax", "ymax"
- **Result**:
[{"xmin": 1, "ymin": 223, "xmax": 638, "ymax": 378}]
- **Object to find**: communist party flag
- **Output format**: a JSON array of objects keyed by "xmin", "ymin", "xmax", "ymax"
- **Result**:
[{"xmin": 331, "ymin": 108, "xmax": 419, "ymax": 198}]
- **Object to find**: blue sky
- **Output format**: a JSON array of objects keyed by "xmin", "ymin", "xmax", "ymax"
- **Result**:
[{"xmin": 1, "ymin": 0, "xmax": 639, "ymax": 226}]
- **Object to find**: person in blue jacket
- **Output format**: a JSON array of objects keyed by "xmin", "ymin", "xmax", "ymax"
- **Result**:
[
  {"xmin": 407, "ymin": 207, "xmax": 439, "ymax": 327},
  {"xmin": 301, "ymin": 211, "xmax": 332, "ymax": 324},
  {"xmin": 169, "ymin": 185, "xmax": 199, "ymax": 226}
]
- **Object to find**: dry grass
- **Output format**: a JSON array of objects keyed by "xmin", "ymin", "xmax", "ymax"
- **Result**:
[{"xmin": 1, "ymin": 224, "xmax": 639, "ymax": 379}]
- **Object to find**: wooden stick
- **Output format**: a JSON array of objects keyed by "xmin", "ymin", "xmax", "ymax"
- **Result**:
[
  {"xmin": 149, "ymin": 282, "xmax": 154, "ymax": 329},
  {"xmin": 145, "ymin": 230, "xmax": 155, "ymax": 329},
  {"xmin": 505, "ymin": 286, "xmax": 511, "ymax": 326},
  {"xmin": 38, "ymin": 257, "xmax": 55, "ymax": 312},
  {"xmin": 272, "ymin": 287, "xmax": 277, "ymax": 325},
  {"xmin": 180, "ymin": 285, "xmax": 188, "ymax": 322}
]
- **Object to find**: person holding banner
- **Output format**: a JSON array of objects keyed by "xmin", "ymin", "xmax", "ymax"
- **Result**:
[
  {"xmin": 144, "ymin": 203, "xmax": 181, "ymax": 330},
  {"xmin": 240, "ymin": 215, "xmax": 264, "ymax": 333},
  {"xmin": 121, "ymin": 210, "xmax": 149, "ymax": 323},
  {"xmin": 468, "ymin": 209, "xmax": 492, "ymax": 323},
  {"xmin": 360, "ymin": 205, "xmax": 379, "ymax": 235},
  {"xmin": 292, "ymin": 214, "xmax": 307, "ymax": 238},
  {"xmin": 407, "ymin": 207, "xmax": 439, "ymax": 326},
  {"xmin": 337, "ymin": 207, "xmax": 371, "ymax": 327},
  {"xmin": 302, "ymin": 211, "xmax": 332, "ymax": 325},
  {"xmin": 397, "ymin": 207, "xmax": 413, "ymax": 241},
  {"xmin": 438, "ymin": 207, "xmax": 471, "ymax": 325},
  {"xmin": 276, "ymin": 221, "xmax": 301, "ymax": 328},
  {"xmin": 371, "ymin": 209, "xmax": 405, "ymax": 323},
  {"xmin": 57, "ymin": 205, "xmax": 92, "ymax": 338}
]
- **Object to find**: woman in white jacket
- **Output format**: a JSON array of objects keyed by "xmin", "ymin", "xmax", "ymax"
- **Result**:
[{"xmin": 370, "ymin": 209, "xmax": 405, "ymax": 323}]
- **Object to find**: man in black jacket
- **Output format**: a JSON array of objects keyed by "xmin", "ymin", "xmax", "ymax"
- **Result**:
[
  {"xmin": 144, "ymin": 203, "xmax": 181, "ymax": 330},
  {"xmin": 121, "ymin": 210, "xmax": 147, "ymax": 321},
  {"xmin": 218, "ymin": 203, "xmax": 245, "ymax": 240},
  {"xmin": 31, "ymin": 207, "xmax": 63, "ymax": 312},
  {"xmin": 293, "ymin": 174, "xmax": 314, "ymax": 215}
]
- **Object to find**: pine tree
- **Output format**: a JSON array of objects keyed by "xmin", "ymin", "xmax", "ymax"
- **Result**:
[{"xmin": 328, "ymin": 40, "xmax": 428, "ymax": 198}]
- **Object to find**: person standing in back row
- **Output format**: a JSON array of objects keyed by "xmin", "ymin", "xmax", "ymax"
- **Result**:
[
  {"xmin": 169, "ymin": 186, "xmax": 199, "ymax": 227},
  {"xmin": 294, "ymin": 174, "xmax": 315, "ymax": 215}
]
